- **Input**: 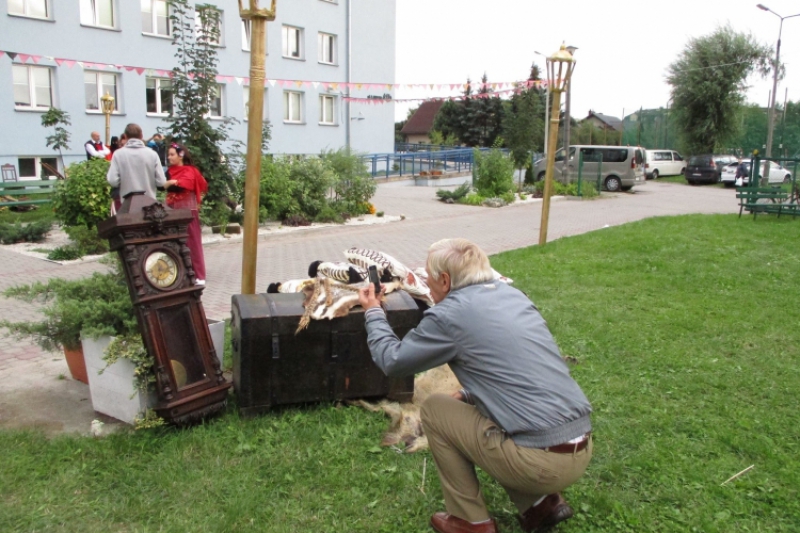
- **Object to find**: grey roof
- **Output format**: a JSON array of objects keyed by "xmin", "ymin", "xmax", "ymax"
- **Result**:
[{"xmin": 584, "ymin": 112, "xmax": 622, "ymax": 132}]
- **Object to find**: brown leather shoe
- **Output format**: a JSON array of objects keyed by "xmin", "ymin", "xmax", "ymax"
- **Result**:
[
  {"xmin": 518, "ymin": 493, "xmax": 574, "ymax": 532},
  {"xmin": 430, "ymin": 512, "xmax": 498, "ymax": 533}
]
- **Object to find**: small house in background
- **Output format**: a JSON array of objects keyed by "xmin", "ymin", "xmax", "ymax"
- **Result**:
[
  {"xmin": 401, "ymin": 100, "xmax": 445, "ymax": 144},
  {"xmin": 582, "ymin": 111, "xmax": 623, "ymax": 133}
]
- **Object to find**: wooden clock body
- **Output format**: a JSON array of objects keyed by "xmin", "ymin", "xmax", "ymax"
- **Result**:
[{"xmin": 98, "ymin": 193, "xmax": 231, "ymax": 424}]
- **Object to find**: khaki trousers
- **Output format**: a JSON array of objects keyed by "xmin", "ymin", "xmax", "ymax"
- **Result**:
[{"xmin": 421, "ymin": 394, "xmax": 592, "ymax": 523}]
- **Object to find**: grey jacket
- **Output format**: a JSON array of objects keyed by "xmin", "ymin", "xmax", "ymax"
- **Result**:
[
  {"xmin": 365, "ymin": 281, "xmax": 592, "ymax": 448},
  {"xmin": 106, "ymin": 138, "xmax": 166, "ymax": 199}
]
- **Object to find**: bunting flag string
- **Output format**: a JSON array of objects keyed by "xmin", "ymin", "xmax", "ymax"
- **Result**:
[
  {"xmin": 344, "ymin": 85, "xmax": 539, "ymax": 105},
  {"xmin": 0, "ymin": 48, "xmax": 549, "ymax": 95}
]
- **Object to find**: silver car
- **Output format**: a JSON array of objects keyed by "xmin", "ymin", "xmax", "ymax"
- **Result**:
[{"xmin": 721, "ymin": 160, "xmax": 793, "ymax": 188}]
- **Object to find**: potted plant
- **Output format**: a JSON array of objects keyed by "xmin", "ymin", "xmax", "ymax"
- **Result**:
[{"xmin": 1, "ymin": 257, "xmax": 137, "ymax": 384}]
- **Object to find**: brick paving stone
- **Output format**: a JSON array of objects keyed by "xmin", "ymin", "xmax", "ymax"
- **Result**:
[{"xmin": 1, "ymin": 180, "xmax": 737, "ymax": 375}]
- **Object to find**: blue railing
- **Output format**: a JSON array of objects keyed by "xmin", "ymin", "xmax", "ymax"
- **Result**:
[
  {"xmin": 364, "ymin": 147, "xmax": 513, "ymax": 179},
  {"xmin": 394, "ymin": 142, "xmax": 461, "ymax": 153}
]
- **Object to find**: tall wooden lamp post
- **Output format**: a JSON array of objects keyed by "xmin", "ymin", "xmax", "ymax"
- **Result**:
[
  {"xmin": 539, "ymin": 44, "xmax": 576, "ymax": 246},
  {"xmin": 100, "ymin": 92, "xmax": 115, "ymax": 146},
  {"xmin": 239, "ymin": 0, "xmax": 277, "ymax": 294}
]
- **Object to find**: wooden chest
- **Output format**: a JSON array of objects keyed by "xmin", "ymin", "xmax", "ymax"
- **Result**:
[{"xmin": 231, "ymin": 291, "xmax": 420, "ymax": 416}]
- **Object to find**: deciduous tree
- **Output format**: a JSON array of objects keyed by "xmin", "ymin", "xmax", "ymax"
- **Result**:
[{"xmin": 667, "ymin": 26, "xmax": 772, "ymax": 155}]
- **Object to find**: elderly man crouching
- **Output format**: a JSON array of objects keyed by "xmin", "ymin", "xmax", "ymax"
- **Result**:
[{"xmin": 358, "ymin": 238, "xmax": 593, "ymax": 533}]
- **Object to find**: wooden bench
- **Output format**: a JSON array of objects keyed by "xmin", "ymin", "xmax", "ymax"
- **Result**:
[
  {"xmin": 0, "ymin": 179, "xmax": 57, "ymax": 208},
  {"xmin": 735, "ymin": 187, "xmax": 797, "ymax": 219}
]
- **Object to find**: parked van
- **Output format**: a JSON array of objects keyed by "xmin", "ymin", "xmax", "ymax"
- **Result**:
[
  {"xmin": 645, "ymin": 150, "xmax": 685, "ymax": 179},
  {"xmin": 534, "ymin": 145, "xmax": 645, "ymax": 192}
]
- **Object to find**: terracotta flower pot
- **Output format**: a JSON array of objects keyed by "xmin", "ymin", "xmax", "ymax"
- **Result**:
[{"xmin": 64, "ymin": 345, "xmax": 89, "ymax": 384}]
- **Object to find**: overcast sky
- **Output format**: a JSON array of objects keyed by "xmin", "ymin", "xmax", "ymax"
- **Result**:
[{"xmin": 394, "ymin": 0, "xmax": 800, "ymax": 122}]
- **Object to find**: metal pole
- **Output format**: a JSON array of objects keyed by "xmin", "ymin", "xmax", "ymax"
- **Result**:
[
  {"xmin": 543, "ymin": 85, "xmax": 550, "ymax": 155},
  {"xmin": 562, "ymin": 79, "xmax": 571, "ymax": 182},
  {"xmin": 766, "ymin": 18, "xmax": 783, "ymax": 159},
  {"xmin": 539, "ymin": 88, "xmax": 564, "ymax": 245},
  {"xmin": 240, "ymin": 0, "xmax": 276, "ymax": 295}
]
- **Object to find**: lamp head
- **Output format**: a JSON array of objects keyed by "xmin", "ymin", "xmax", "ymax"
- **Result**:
[
  {"xmin": 546, "ymin": 43, "xmax": 577, "ymax": 92},
  {"xmin": 100, "ymin": 92, "xmax": 115, "ymax": 114},
  {"xmin": 756, "ymin": 4, "xmax": 769, "ymax": 11},
  {"xmin": 565, "ymin": 45, "xmax": 578, "ymax": 56}
]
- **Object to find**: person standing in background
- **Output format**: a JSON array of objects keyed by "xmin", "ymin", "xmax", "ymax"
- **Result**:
[
  {"xmin": 85, "ymin": 131, "xmax": 110, "ymax": 160},
  {"xmin": 164, "ymin": 143, "xmax": 208, "ymax": 286}
]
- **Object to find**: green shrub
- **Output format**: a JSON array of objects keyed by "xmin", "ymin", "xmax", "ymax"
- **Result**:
[
  {"xmin": 1, "ymin": 258, "xmax": 137, "ymax": 351},
  {"xmin": 473, "ymin": 149, "xmax": 515, "ymax": 198},
  {"xmin": 258, "ymin": 157, "xmax": 299, "ymax": 220},
  {"xmin": 65, "ymin": 225, "xmax": 108, "ymax": 255},
  {"xmin": 322, "ymin": 148, "xmax": 376, "ymax": 214},
  {"xmin": 314, "ymin": 204, "xmax": 345, "ymax": 224},
  {"xmin": 0, "ymin": 219, "xmax": 53, "ymax": 244},
  {"xmin": 47, "ymin": 244, "xmax": 85, "ymax": 261},
  {"xmin": 290, "ymin": 158, "xmax": 334, "ymax": 219},
  {"xmin": 500, "ymin": 190, "xmax": 516, "ymax": 204},
  {"xmin": 376, "ymin": 211, "xmax": 384, "ymax": 217},
  {"xmin": 459, "ymin": 192, "xmax": 486, "ymax": 206},
  {"xmin": 436, "ymin": 181, "xmax": 471, "ymax": 202},
  {"xmin": 52, "ymin": 159, "xmax": 111, "ymax": 228}
]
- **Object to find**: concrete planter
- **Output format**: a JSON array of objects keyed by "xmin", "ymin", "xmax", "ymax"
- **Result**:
[{"xmin": 82, "ymin": 320, "xmax": 226, "ymax": 424}]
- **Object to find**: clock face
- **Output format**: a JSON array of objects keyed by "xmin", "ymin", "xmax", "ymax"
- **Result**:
[{"xmin": 144, "ymin": 251, "xmax": 179, "ymax": 289}]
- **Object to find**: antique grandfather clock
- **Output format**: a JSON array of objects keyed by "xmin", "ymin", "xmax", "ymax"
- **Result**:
[{"xmin": 98, "ymin": 193, "xmax": 231, "ymax": 424}]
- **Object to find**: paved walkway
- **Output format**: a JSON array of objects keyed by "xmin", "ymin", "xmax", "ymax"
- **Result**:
[{"xmin": 0, "ymin": 180, "xmax": 738, "ymax": 434}]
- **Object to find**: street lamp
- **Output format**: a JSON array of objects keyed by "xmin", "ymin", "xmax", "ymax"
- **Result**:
[
  {"xmin": 100, "ymin": 92, "xmax": 115, "ymax": 146},
  {"xmin": 539, "ymin": 43, "xmax": 576, "ymax": 246},
  {"xmin": 757, "ymin": 4, "xmax": 800, "ymax": 159},
  {"xmin": 239, "ymin": 0, "xmax": 277, "ymax": 295}
]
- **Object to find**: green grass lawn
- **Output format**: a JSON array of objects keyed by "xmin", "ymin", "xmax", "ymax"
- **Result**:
[
  {"xmin": 656, "ymin": 175, "xmax": 725, "ymax": 188},
  {"xmin": 2, "ymin": 214, "xmax": 799, "ymax": 532},
  {"xmin": 0, "ymin": 203, "xmax": 55, "ymax": 224}
]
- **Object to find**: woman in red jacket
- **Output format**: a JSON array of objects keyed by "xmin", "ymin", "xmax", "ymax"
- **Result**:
[{"xmin": 165, "ymin": 143, "xmax": 208, "ymax": 286}]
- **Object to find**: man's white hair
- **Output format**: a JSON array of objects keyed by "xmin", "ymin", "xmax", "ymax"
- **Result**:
[{"xmin": 427, "ymin": 238, "xmax": 493, "ymax": 290}]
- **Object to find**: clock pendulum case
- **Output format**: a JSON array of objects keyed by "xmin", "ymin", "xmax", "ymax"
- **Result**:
[{"xmin": 98, "ymin": 193, "xmax": 231, "ymax": 424}]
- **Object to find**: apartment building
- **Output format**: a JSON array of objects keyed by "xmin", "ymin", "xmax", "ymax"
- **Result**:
[{"xmin": 0, "ymin": 0, "xmax": 396, "ymax": 179}]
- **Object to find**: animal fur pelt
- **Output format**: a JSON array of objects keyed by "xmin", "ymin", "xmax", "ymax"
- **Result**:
[
  {"xmin": 353, "ymin": 364, "xmax": 461, "ymax": 453},
  {"xmin": 345, "ymin": 248, "xmax": 435, "ymax": 306},
  {"xmin": 266, "ymin": 278, "xmax": 314, "ymax": 293},
  {"xmin": 296, "ymin": 278, "xmax": 401, "ymax": 333},
  {"xmin": 308, "ymin": 260, "xmax": 367, "ymax": 283}
]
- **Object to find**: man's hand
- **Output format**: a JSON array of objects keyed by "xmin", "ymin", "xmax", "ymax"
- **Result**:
[
  {"xmin": 358, "ymin": 283, "xmax": 384, "ymax": 310},
  {"xmin": 450, "ymin": 389, "xmax": 465, "ymax": 402}
]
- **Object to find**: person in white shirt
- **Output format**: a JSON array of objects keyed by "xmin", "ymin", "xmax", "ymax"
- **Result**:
[{"xmin": 85, "ymin": 131, "xmax": 110, "ymax": 160}]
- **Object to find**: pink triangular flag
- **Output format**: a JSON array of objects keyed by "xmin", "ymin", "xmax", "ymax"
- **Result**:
[
  {"xmin": 303, "ymin": 81, "xmax": 311, "ymax": 87},
  {"xmin": 0, "ymin": 51, "xmax": 4, "ymax": 59},
  {"xmin": 18, "ymin": 54, "xmax": 30, "ymax": 63},
  {"xmin": 55, "ymin": 58, "xmax": 65, "ymax": 66},
  {"xmin": 31, "ymin": 55, "xmax": 41, "ymax": 64},
  {"xmin": 134, "ymin": 67, "xmax": 145, "ymax": 75},
  {"xmin": 124, "ymin": 66, "xmax": 134, "ymax": 71},
  {"xmin": 64, "ymin": 60, "xmax": 76, "ymax": 68},
  {"xmin": 321, "ymin": 82, "xmax": 329, "ymax": 90},
  {"xmin": 188, "ymin": 72, "xmax": 195, "ymax": 79},
  {"xmin": 244, "ymin": 77, "xmax": 250, "ymax": 84}
]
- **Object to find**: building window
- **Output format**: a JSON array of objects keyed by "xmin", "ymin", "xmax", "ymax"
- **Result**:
[
  {"xmin": 243, "ymin": 87, "xmax": 268, "ymax": 121},
  {"xmin": 319, "ymin": 95, "xmax": 335, "ymax": 125},
  {"xmin": 84, "ymin": 71, "xmax": 118, "ymax": 112},
  {"xmin": 142, "ymin": 0, "xmax": 170, "ymax": 36},
  {"xmin": 8, "ymin": 0, "xmax": 49, "ymax": 18},
  {"xmin": 146, "ymin": 77, "xmax": 173, "ymax": 115},
  {"xmin": 282, "ymin": 25, "xmax": 302, "ymax": 59},
  {"xmin": 18, "ymin": 157, "xmax": 59, "ymax": 179},
  {"xmin": 80, "ymin": 0, "xmax": 115, "ymax": 28},
  {"xmin": 241, "ymin": 19, "xmax": 251, "ymax": 51},
  {"xmin": 12, "ymin": 65, "xmax": 52, "ymax": 110},
  {"xmin": 195, "ymin": 7, "xmax": 222, "ymax": 46},
  {"xmin": 283, "ymin": 91, "xmax": 302, "ymax": 123},
  {"xmin": 208, "ymin": 85, "xmax": 224, "ymax": 118},
  {"xmin": 318, "ymin": 33, "xmax": 336, "ymax": 65}
]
